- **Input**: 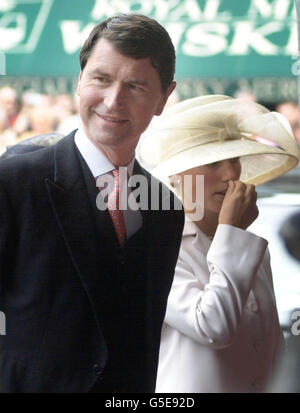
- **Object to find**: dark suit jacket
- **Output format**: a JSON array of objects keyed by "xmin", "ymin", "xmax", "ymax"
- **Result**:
[{"xmin": 0, "ymin": 131, "xmax": 184, "ymax": 393}]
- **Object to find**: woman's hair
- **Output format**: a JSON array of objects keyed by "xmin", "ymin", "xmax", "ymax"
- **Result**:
[{"xmin": 79, "ymin": 13, "xmax": 176, "ymax": 93}]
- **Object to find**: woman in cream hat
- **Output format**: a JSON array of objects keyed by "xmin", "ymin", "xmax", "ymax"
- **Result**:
[{"xmin": 139, "ymin": 95, "xmax": 300, "ymax": 393}]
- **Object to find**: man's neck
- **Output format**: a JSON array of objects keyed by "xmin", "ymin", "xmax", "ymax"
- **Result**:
[
  {"xmin": 87, "ymin": 135, "xmax": 136, "ymax": 167},
  {"xmin": 96, "ymin": 144, "xmax": 135, "ymax": 167}
]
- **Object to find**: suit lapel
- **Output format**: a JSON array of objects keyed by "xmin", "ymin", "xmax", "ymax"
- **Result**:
[{"xmin": 44, "ymin": 132, "xmax": 105, "ymax": 325}]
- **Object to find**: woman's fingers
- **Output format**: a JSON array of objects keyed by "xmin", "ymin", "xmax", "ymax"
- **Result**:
[
  {"xmin": 219, "ymin": 181, "xmax": 245, "ymax": 226},
  {"xmin": 244, "ymin": 183, "xmax": 256, "ymax": 202},
  {"xmin": 219, "ymin": 181, "xmax": 258, "ymax": 228},
  {"xmin": 240, "ymin": 184, "xmax": 259, "ymax": 229}
]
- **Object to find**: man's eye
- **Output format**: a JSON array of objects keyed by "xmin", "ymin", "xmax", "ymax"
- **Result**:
[{"xmin": 128, "ymin": 83, "xmax": 144, "ymax": 92}]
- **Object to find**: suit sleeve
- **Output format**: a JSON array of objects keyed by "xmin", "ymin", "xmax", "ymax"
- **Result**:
[
  {"xmin": 0, "ymin": 180, "xmax": 14, "ymax": 297},
  {"xmin": 164, "ymin": 224, "xmax": 268, "ymax": 349}
]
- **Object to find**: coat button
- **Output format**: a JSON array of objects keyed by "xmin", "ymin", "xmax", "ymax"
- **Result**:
[{"xmin": 93, "ymin": 363, "xmax": 102, "ymax": 376}]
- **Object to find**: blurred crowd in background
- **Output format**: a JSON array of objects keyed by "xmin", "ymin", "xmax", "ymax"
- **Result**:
[
  {"xmin": 0, "ymin": 86, "xmax": 80, "ymax": 154},
  {"xmin": 0, "ymin": 85, "xmax": 300, "ymax": 155}
]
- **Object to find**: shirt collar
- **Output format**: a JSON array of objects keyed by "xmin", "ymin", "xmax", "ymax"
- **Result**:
[{"xmin": 74, "ymin": 125, "xmax": 135, "ymax": 178}]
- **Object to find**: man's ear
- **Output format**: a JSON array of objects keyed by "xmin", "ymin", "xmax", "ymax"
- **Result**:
[
  {"xmin": 76, "ymin": 72, "xmax": 83, "ymax": 96},
  {"xmin": 155, "ymin": 81, "xmax": 177, "ymax": 116}
]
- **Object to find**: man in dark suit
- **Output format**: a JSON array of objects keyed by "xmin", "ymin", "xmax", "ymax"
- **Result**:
[{"xmin": 0, "ymin": 13, "xmax": 184, "ymax": 392}]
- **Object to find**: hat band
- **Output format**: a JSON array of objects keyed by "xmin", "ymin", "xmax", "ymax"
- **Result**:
[{"xmin": 159, "ymin": 125, "xmax": 253, "ymax": 163}]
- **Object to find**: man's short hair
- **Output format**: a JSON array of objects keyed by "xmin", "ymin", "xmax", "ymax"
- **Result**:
[{"xmin": 79, "ymin": 13, "xmax": 175, "ymax": 93}]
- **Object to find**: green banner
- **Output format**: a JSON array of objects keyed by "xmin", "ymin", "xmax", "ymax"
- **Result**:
[{"xmin": 0, "ymin": 0, "xmax": 298, "ymax": 100}]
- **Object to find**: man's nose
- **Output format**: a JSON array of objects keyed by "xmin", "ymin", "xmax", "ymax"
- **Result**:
[{"xmin": 104, "ymin": 84, "xmax": 124, "ymax": 110}]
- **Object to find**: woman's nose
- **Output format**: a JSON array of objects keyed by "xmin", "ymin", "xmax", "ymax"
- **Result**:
[{"xmin": 220, "ymin": 160, "xmax": 240, "ymax": 181}]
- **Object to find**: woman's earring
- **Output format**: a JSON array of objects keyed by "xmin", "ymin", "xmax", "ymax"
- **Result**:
[{"xmin": 170, "ymin": 175, "xmax": 181, "ymax": 187}]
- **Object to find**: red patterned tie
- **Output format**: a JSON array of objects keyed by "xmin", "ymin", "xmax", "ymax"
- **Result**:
[{"xmin": 107, "ymin": 169, "xmax": 126, "ymax": 247}]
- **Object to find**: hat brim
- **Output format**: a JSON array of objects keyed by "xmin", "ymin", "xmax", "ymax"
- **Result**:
[{"xmin": 152, "ymin": 138, "xmax": 299, "ymax": 186}]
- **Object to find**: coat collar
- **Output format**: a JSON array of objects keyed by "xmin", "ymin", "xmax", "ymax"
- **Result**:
[
  {"xmin": 183, "ymin": 217, "xmax": 212, "ymax": 252},
  {"xmin": 45, "ymin": 131, "xmax": 107, "ymax": 343},
  {"xmin": 52, "ymin": 130, "xmax": 81, "ymax": 190}
]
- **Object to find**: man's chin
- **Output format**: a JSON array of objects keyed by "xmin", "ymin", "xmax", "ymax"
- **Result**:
[{"xmin": 88, "ymin": 130, "xmax": 122, "ymax": 146}]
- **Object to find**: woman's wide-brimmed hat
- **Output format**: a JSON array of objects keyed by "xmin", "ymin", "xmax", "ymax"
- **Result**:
[{"xmin": 139, "ymin": 95, "xmax": 300, "ymax": 186}]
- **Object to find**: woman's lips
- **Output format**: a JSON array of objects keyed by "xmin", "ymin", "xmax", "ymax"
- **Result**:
[{"xmin": 214, "ymin": 190, "xmax": 227, "ymax": 201}]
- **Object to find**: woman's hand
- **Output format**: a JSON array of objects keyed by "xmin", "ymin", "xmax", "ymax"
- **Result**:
[{"xmin": 218, "ymin": 180, "xmax": 258, "ymax": 229}]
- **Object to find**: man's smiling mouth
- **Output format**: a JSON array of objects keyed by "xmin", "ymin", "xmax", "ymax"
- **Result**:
[{"xmin": 97, "ymin": 113, "xmax": 128, "ymax": 124}]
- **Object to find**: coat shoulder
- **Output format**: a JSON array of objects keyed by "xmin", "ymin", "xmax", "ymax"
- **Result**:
[{"xmin": 0, "ymin": 133, "xmax": 74, "ymax": 185}]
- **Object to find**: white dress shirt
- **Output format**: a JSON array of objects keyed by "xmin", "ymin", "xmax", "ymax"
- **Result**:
[{"xmin": 75, "ymin": 127, "xmax": 142, "ymax": 239}]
